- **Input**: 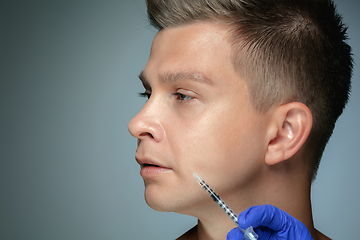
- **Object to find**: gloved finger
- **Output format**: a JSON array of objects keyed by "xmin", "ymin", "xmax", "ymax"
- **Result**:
[
  {"xmin": 252, "ymin": 226, "xmax": 272, "ymax": 240},
  {"xmin": 237, "ymin": 204, "xmax": 289, "ymax": 232},
  {"xmin": 226, "ymin": 227, "xmax": 246, "ymax": 240}
]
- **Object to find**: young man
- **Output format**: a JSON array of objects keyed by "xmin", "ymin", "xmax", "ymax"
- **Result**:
[{"xmin": 128, "ymin": 0, "xmax": 352, "ymax": 239}]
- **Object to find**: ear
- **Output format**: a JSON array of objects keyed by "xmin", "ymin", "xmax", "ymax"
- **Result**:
[{"xmin": 265, "ymin": 102, "xmax": 313, "ymax": 165}]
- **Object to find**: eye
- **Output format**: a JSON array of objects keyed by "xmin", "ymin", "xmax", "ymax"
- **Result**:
[{"xmin": 174, "ymin": 93, "xmax": 193, "ymax": 101}]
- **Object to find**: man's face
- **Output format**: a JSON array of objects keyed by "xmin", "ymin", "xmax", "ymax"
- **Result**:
[{"xmin": 128, "ymin": 22, "xmax": 270, "ymax": 215}]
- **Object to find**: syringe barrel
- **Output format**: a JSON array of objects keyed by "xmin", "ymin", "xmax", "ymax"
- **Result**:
[
  {"xmin": 197, "ymin": 176, "xmax": 239, "ymax": 225},
  {"xmin": 192, "ymin": 172, "xmax": 258, "ymax": 240}
]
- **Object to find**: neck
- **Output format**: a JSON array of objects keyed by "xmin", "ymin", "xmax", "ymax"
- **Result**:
[
  {"xmin": 193, "ymin": 184, "xmax": 315, "ymax": 240},
  {"xmin": 178, "ymin": 159, "xmax": 318, "ymax": 240},
  {"xmin": 176, "ymin": 205, "xmax": 238, "ymax": 240},
  {"xmin": 196, "ymin": 206, "xmax": 238, "ymax": 240}
]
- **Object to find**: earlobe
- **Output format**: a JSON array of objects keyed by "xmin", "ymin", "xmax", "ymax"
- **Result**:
[{"xmin": 265, "ymin": 102, "xmax": 313, "ymax": 165}]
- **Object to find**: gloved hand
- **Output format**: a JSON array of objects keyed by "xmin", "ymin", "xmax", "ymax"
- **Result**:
[{"xmin": 226, "ymin": 204, "xmax": 313, "ymax": 240}]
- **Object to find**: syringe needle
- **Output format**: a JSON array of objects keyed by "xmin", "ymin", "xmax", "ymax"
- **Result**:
[{"xmin": 192, "ymin": 172, "xmax": 258, "ymax": 240}]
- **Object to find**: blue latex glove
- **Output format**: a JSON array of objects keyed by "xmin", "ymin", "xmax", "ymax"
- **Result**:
[{"xmin": 226, "ymin": 204, "xmax": 313, "ymax": 240}]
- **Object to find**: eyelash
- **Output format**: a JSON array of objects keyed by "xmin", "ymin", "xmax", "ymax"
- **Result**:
[
  {"xmin": 138, "ymin": 92, "xmax": 151, "ymax": 99},
  {"xmin": 138, "ymin": 92, "xmax": 193, "ymax": 101}
]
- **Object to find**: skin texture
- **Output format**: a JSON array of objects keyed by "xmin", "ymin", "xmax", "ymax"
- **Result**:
[{"xmin": 128, "ymin": 22, "xmax": 329, "ymax": 240}]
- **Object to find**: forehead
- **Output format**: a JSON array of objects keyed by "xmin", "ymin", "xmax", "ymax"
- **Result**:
[
  {"xmin": 152, "ymin": 21, "xmax": 231, "ymax": 53},
  {"xmin": 143, "ymin": 22, "xmax": 237, "ymax": 85}
]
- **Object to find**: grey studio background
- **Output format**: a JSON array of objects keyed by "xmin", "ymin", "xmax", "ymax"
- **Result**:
[{"xmin": 0, "ymin": 0, "xmax": 359, "ymax": 239}]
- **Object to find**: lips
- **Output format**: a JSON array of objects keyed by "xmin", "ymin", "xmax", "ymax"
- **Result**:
[
  {"xmin": 141, "ymin": 163, "xmax": 160, "ymax": 168},
  {"xmin": 136, "ymin": 156, "xmax": 165, "ymax": 168},
  {"xmin": 135, "ymin": 156, "xmax": 172, "ymax": 176}
]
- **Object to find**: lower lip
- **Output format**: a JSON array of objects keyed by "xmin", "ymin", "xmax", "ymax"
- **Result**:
[{"xmin": 140, "ymin": 166, "xmax": 172, "ymax": 177}]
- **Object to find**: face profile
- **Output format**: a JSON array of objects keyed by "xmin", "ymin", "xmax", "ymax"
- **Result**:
[{"xmin": 128, "ymin": 22, "xmax": 271, "ymax": 217}]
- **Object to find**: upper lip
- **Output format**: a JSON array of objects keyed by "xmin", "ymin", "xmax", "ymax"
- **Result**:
[{"xmin": 135, "ymin": 155, "xmax": 169, "ymax": 168}]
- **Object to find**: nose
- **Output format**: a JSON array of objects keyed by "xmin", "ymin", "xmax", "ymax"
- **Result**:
[{"xmin": 128, "ymin": 98, "xmax": 165, "ymax": 142}]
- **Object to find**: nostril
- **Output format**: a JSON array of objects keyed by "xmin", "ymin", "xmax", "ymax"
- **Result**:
[{"xmin": 139, "ymin": 132, "xmax": 154, "ymax": 139}]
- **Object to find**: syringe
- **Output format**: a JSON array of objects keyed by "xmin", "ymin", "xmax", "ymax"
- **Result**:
[{"xmin": 193, "ymin": 172, "xmax": 258, "ymax": 240}]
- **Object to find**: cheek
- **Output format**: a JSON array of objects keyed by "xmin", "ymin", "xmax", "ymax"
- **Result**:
[
  {"xmin": 190, "ymin": 110, "xmax": 265, "ymax": 182},
  {"xmin": 163, "ymin": 101, "xmax": 266, "ymax": 174},
  {"xmin": 162, "ymin": 106, "xmax": 214, "ymax": 165},
  {"xmin": 165, "ymin": 110, "xmax": 244, "ymax": 170}
]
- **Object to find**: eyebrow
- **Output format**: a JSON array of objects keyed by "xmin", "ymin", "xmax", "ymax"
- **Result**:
[{"xmin": 138, "ymin": 70, "xmax": 213, "ymax": 86}]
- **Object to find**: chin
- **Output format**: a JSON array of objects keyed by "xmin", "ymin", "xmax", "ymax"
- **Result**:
[
  {"xmin": 143, "ymin": 186, "xmax": 195, "ymax": 214},
  {"xmin": 144, "ymin": 191, "xmax": 175, "ymax": 212},
  {"xmin": 144, "ymin": 188, "xmax": 209, "ymax": 219}
]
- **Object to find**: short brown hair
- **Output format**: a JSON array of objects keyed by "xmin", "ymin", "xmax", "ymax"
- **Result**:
[{"xmin": 146, "ymin": 0, "xmax": 353, "ymax": 181}]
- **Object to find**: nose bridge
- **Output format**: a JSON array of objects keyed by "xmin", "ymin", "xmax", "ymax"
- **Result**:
[{"xmin": 128, "ymin": 97, "xmax": 165, "ymax": 142}]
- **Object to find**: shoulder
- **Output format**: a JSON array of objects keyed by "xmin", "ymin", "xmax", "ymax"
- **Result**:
[
  {"xmin": 176, "ymin": 225, "xmax": 197, "ymax": 240},
  {"xmin": 315, "ymin": 229, "xmax": 332, "ymax": 240}
]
